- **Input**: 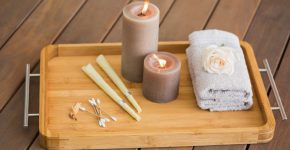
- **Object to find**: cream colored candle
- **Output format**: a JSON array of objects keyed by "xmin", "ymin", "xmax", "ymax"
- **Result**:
[
  {"xmin": 142, "ymin": 52, "xmax": 181, "ymax": 103},
  {"xmin": 82, "ymin": 64, "xmax": 141, "ymax": 121},
  {"xmin": 96, "ymin": 55, "xmax": 142, "ymax": 113},
  {"xmin": 122, "ymin": 1, "xmax": 160, "ymax": 82}
]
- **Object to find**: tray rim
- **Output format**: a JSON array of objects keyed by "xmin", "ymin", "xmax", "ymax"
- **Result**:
[{"xmin": 39, "ymin": 41, "xmax": 275, "ymax": 148}]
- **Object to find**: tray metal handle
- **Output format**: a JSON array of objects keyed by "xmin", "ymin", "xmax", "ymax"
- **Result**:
[
  {"xmin": 24, "ymin": 64, "xmax": 40, "ymax": 127},
  {"xmin": 259, "ymin": 59, "xmax": 287, "ymax": 120}
]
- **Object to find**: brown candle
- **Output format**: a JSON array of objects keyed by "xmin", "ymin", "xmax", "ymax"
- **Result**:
[
  {"xmin": 122, "ymin": 1, "xmax": 160, "ymax": 83},
  {"xmin": 142, "ymin": 52, "xmax": 181, "ymax": 103}
]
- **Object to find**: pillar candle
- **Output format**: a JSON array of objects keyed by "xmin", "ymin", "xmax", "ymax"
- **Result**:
[
  {"xmin": 122, "ymin": 1, "xmax": 160, "ymax": 83},
  {"xmin": 142, "ymin": 52, "xmax": 181, "ymax": 103}
]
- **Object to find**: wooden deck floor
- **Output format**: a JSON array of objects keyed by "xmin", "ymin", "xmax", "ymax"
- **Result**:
[{"xmin": 0, "ymin": 0, "xmax": 289, "ymax": 149}]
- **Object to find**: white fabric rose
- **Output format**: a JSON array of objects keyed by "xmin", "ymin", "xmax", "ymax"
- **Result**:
[{"xmin": 202, "ymin": 44, "xmax": 237, "ymax": 75}]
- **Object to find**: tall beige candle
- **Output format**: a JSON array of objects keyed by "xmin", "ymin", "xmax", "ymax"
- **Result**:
[
  {"xmin": 143, "ymin": 52, "xmax": 181, "ymax": 103},
  {"xmin": 122, "ymin": 1, "xmax": 160, "ymax": 83}
]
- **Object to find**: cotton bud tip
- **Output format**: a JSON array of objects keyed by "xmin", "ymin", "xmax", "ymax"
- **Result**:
[
  {"xmin": 98, "ymin": 121, "xmax": 103, "ymax": 127},
  {"xmin": 88, "ymin": 99, "xmax": 96, "ymax": 106},
  {"xmin": 104, "ymin": 118, "xmax": 110, "ymax": 122},
  {"xmin": 96, "ymin": 99, "xmax": 101, "ymax": 104},
  {"xmin": 111, "ymin": 116, "xmax": 118, "ymax": 122},
  {"xmin": 79, "ymin": 106, "xmax": 86, "ymax": 111}
]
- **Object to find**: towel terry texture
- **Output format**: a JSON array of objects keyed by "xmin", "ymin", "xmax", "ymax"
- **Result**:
[{"xmin": 186, "ymin": 29, "xmax": 253, "ymax": 111}]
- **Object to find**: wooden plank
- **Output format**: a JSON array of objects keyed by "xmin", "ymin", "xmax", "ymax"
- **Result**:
[
  {"xmin": 245, "ymin": 1, "xmax": 290, "ymax": 149},
  {"xmin": 0, "ymin": 0, "xmax": 86, "ymax": 149},
  {"xmin": 159, "ymin": 0, "xmax": 218, "ymax": 41},
  {"xmin": 248, "ymin": 39, "xmax": 290, "ymax": 150},
  {"xmin": 0, "ymin": 0, "xmax": 41, "ymax": 48},
  {"xmin": 0, "ymin": 67, "xmax": 40, "ymax": 150},
  {"xmin": 104, "ymin": 0, "xmax": 175, "ymax": 42},
  {"xmin": 206, "ymin": 0, "xmax": 260, "ymax": 38},
  {"xmin": 0, "ymin": 0, "xmax": 85, "ymax": 111},
  {"xmin": 29, "ymin": 137, "xmax": 43, "ymax": 150},
  {"xmin": 56, "ymin": 0, "xmax": 129, "ymax": 44},
  {"xmin": 244, "ymin": 0, "xmax": 290, "ymax": 89}
]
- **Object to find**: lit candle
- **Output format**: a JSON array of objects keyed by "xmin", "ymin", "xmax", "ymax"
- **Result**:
[
  {"xmin": 82, "ymin": 64, "xmax": 141, "ymax": 121},
  {"xmin": 122, "ymin": 0, "xmax": 160, "ymax": 82},
  {"xmin": 142, "ymin": 52, "xmax": 181, "ymax": 103}
]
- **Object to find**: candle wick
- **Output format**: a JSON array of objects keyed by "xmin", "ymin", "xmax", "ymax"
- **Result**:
[
  {"xmin": 152, "ymin": 54, "xmax": 167, "ymax": 68},
  {"xmin": 140, "ymin": 0, "xmax": 149, "ymax": 16},
  {"xmin": 138, "ymin": 12, "xmax": 146, "ymax": 16}
]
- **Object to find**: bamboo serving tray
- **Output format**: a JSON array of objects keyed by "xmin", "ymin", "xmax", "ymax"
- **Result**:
[{"xmin": 39, "ymin": 41, "xmax": 275, "ymax": 149}]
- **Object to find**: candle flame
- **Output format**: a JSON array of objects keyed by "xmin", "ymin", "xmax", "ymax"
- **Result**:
[
  {"xmin": 153, "ymin": 54, "xmax": 167, "ymax": 68},
  {"xmin": 141, "ymin": 0, "xmax": 149, "ymax": 15}
]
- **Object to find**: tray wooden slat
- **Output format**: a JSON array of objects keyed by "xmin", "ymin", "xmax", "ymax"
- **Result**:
[{"xmin": 39, "ymin": 41, "xmax": 275, "ymax": 149}]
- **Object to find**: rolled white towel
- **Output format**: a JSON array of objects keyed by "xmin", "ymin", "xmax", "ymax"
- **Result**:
[{"xmin": 186, "ymin": 29, "xmax": 253, "ymax": 111}]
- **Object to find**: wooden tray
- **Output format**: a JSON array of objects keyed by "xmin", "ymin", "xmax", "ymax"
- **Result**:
[{"xmin": 39, "ymin": 41, "xmax": 275, "ymax": 149}]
